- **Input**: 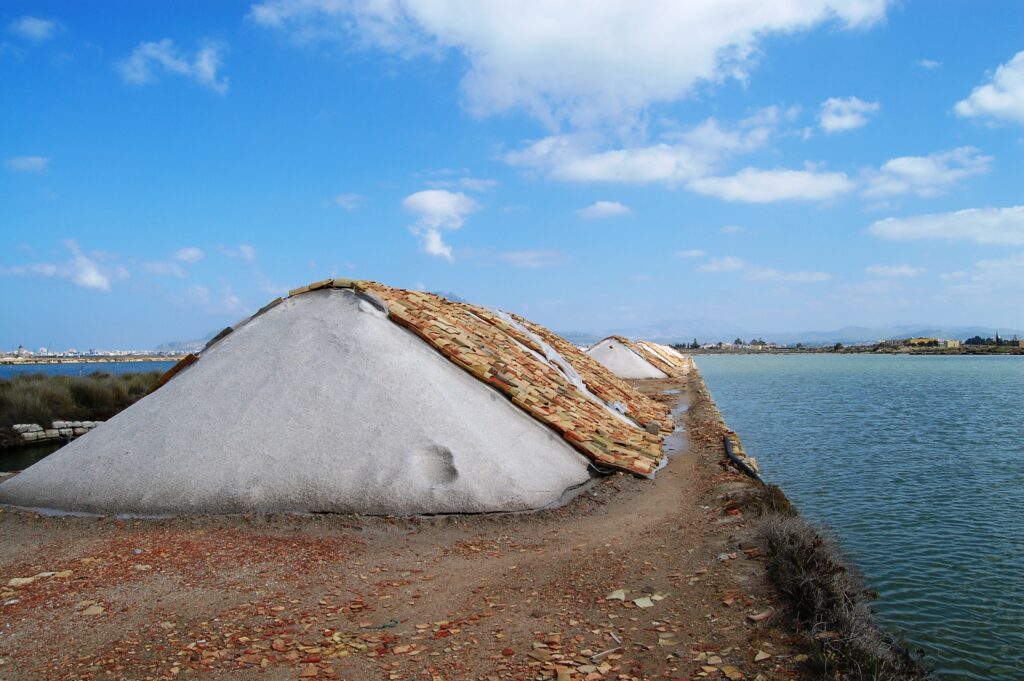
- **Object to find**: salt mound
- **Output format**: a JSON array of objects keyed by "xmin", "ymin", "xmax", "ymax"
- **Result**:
[
  {"xmin": 0, "ymin": 289, "xmax": 592, "ymax": 515},
  {"xmin": 586, "ymin": 337, "xmax": 668, "ymax": 379},
  {"xmin": 587, "ymin": 337, "xmax": 692, "ymax": 380}
]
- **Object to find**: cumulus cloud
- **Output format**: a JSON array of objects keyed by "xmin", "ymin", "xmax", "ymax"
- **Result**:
[
  {"xmin": 0, "ymin": 240, "xmax": 128, "ymax": 291},
  {"xmin": 862, "ymin": 147, "xmax": 991, "ymax": 198},
  {"xmin": 118, "ymin": 39, "xmax": 230, "ymax": 93},
  {"xmin": 689, "ymin": 167, "xmax": 854, "ymax": 202},
  {"xmin": 505, "ymin": 109, "xmax": 780, "ymax": 184},
  {"xmin": 5, "ymin": 156, "xmax": 49, "ymax": 172},
  {"xmin": 869, "ymin": 206, "xmax": 1024, "ymax": 246},
  {"xmin": 8, "ymin": 16, "xmax": 59, "ymax": 42},
  {"xmin": 219, "ymin": 244, "xmax": 257, "ymax": 260},
  {"xmin": 402, "ymin": 189, "xmax": 478, "ymax": 261},
  {"xmin": 819, "ymin": 96, "xmax": 880, "ymax": 133},
  {"xmin": 497, "ymin": 250, "xmax": 566, "ymax": 268},
  {"xmin": 696, "ymin": 255, "xmax": 830, "ymax": 281},
  {"xmin": 955, "ymin": 51, "xmax": 1024, "ymax": 125},
  {"xmin": 175, "ymin": 246, "xmax": 204, "ymax": 263},
  {"xmin": 577, "ymin": 200, "xmax": 630, "ymax": 219},
  {"xmin": 674, "ymin": 249, "xmax": 705, "ymax": 258},
  {"xmin": 249, "ymin": 0, "xmax": 890, "ymax": 130},
  {"xmin": 865, "ymin": 264, "xmax": 925, "ymax": 277}
]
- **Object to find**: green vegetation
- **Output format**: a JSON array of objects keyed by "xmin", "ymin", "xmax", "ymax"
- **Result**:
[{"xmin": 0, "ymin": 371, "xmax": 161, "ymax": 448}]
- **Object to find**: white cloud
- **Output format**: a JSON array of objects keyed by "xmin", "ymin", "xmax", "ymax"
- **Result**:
[
  {"xmin": 220, "ymin": 244, "xmax": 257, "ymax": 260},
  {"xmin": 0, "ymin": 240, "xmax": 128, "ymax": 292},
  {"xmin": 674, "ymin": 249, "xmax": 705, "ymax": 258},
  {"xmin": 250, "ymin": 0, "xmax": 890, "ymax": 130},
  {"xmin": 505, "ymin": 109, "xmax": 780, "ymax": 184},
  {"xmin": 184, "ymin": 284, "xmax": 248, "ymax": 315},
  {"xmin": 865, "ymin": 264, "xmax": 925, "ymax": 277},
  {"xmin": 862, "ymin": 147, "xmax": 991, "ymax": 198},
  {"xmin": 697, "ymin": 256, "xmax": 746, "ymax": 273},
  {"xmin": 970, "ymin": 252, "xmax": 1024, "ymax": 287},
  {"xmin": 142, "ymin": 261, "xmax": 187, "ymax": 277},
  {"xmin": 118, "ymin": 39, "xmax": 230, "ymax": 93},
  {"xmin": 175, "ymin": 246, "xmax": 204, "ymax": 263},
  {"xmin": 402, "ymin": 189, "xmax": 478, "ymax": 261},
  {"xmin": 497, "ymin": 250, "xmax": 565, "ymax": 268},
  {"xmin": 914, "ymin": 59, "xmax": 940, "ymax": 70},
  {"xmin": 746, "ymin": 266, "xmax": 832, "ymax": 282},
  {"xmin": 425, "ymin": 177, "xmax": 497, "ymax": 192},
  {"xmin": 5, "ymin": 156, "xmax": 49, "ymax": 172},
  {"xmin": 720, "ymin": 225, "xmax": 747, "ymax": 235},
  {"xmin": 332, "ymin": 192, "xmax": 365, "ymax": 210},
  {"xmin": 819, "ymin": 96, "xmax": 880, "ymax": 133},
  {"xmin": 689, "ymin": 167, "xmax": 854, "ymax": 202},
  {"xmin": 869, "ymin": 206, "xmax": 1024, "ymax": 246},
  {"xmin": 8, "ymin": 16, "xmax": 59, "ymax": 42},
  {"xmin": 955, "ymin": 51, "xmax": 1024, "ymax": 125},
  {"xmin": 696, "ymin": 255, "xmax": 830, "ymax": 281},
  {"xmin": 577, "ymin": 200, "xmax": 631, "ymax": 219}
]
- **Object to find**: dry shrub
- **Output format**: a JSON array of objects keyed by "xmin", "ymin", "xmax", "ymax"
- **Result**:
[
  {"xmin": 758, "ymin": 514, "xmax": 930, "ymax": 680},
  {"xmin": 0, "ymin": 371, "xmax": 162, "ymax": 441}
]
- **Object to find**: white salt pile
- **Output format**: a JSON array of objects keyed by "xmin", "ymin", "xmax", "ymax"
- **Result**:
[
  {"xmin": 0, "ymin": 289, "xmax": 592, "ymax": 516},
  {"xmin": 586, "ymin": 337, "xmax": 668, "ymax": 379}
]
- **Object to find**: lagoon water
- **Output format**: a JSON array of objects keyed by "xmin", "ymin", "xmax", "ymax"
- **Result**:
[
  {"xmin": 0, "ymin": 361, "xmax": 176, "ymax": 380},
  {"xmin": 697, "ymin": 354, "xmax": 1024, "ymax": 681}
]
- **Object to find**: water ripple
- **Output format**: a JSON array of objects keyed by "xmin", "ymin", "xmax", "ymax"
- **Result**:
[{"xmin": 697, "ymin": 355, "xmax": 1024, "ymax": 681}]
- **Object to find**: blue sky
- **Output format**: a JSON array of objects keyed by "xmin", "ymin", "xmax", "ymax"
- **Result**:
[{"xmin": 2, "ymin": 1, "xmax": 1023, "ymax": 349}]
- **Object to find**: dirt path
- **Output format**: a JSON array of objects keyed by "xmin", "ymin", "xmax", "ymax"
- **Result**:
[{"xmin": 0, "ymin": 372, "xmax": 808, "ymax": 681}]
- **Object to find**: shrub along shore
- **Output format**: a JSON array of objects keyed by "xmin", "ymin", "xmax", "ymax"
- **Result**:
[
  {"xmin": 690, "ymin": 374, "xmax": 932, "ymax": 680},
  {"xmin": 0, "ymin": 371, "xmax": 161, "ymax": 449}
]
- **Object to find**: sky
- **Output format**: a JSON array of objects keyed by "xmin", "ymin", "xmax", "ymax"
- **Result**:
[{"xmin": 2, "ymin": 1, "xmax": 1023, "ymax": 349}]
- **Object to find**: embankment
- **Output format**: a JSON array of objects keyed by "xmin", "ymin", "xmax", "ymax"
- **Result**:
[{"xmin": 689, "ymin": 368, "xmax": 931, "ymax": 680}]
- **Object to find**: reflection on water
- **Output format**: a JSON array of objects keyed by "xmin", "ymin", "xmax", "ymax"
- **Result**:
[
  {"xmin": 697, "ymin": 354, "xmax": 1024, "ymax": 681},
  {"xmin": 1, "ymin": 441, "xmax": 65, "ymax": 472}
]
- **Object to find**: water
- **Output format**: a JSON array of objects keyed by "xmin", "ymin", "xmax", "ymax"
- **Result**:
[
  {"xmin": 696, "ymin": 354, "xmax": 1024, "ymax": 681},
  {"xmin": 0, "ymin": 361, "xmax": 176, "ymax": 379}
]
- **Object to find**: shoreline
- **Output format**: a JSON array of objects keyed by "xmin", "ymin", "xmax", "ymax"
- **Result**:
[
  {"xmin": 1, "ymin": 356, "xmax": 183, "ymax": 366},
  {"xmin": 0, "ymin": 368, "xmax": 927, "ymax": 679}
]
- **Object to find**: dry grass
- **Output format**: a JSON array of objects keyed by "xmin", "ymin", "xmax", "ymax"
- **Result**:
[
  {"xmin": 758, "ymin": 514, "xmax": 931, "ymax": 680},
  {"xmin": 0, "ymin": 371, "xmax": 160, "ymax": 448}
]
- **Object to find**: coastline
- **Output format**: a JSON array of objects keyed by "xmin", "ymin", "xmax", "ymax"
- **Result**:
[
  {"xmin": 1, "ymin": 356, "xmax": 184, "ymax": 366},
  {"xmin": 0, "ymin": 368, "xmax": 927, "ymax": 679}
]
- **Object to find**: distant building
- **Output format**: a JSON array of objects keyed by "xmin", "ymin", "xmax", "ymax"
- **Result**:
[
  {"xmin": 906, "ymin": 337, "xmax": 939, "ymax": 346},
  {"xmin": 941, "ymin": 339, "xmax": 960, "ymax": 348}
]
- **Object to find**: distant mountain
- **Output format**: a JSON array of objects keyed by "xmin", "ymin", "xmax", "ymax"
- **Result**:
[
  {"xmin": 555, "ymin": 321, "xmax": 1024, "ymax": 347},
  {"xmin": 760, "ymin": 325, "xmax": 1024, "ymax": 346},
  {"xmin": 155, "ymin": 330, "xmax": 217, "ymax": 354}
]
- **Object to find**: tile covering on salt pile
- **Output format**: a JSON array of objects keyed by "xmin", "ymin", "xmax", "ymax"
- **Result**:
[
  {"xmin": 0, "ymin": 280, "xmax": 671, "ymax": 516},
  {"xmin": 586, "ymin": 336, "xmax": 692, "ymax": 380},
  {"xmin": 355, "ymin": 280, "xmax": 670, "ymax": 475}
]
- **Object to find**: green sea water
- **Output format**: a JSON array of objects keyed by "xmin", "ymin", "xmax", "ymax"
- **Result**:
[{"xmin": 696, "ymin": 354, "xmax": 1024, "ymax": 680}]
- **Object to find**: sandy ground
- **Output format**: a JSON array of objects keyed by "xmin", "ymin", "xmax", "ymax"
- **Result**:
[{"xmin": 0, "ymin": 372, "xmax": 809, "ymax": 681}]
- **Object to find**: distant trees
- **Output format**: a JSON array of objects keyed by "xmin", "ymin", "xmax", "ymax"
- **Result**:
[
  {"xmin": 965, "ymin": 336, "xmax": 994, "ymax": 346},
  {"xmin": 734, "ymin": 337, "xmax": 744, "ymax": 345},
  {"xmin": 690, "ymin": 338, "xmax": 700, "ymax": 349},
  {"xmin": 833, "ymin": 342, "xmax": 844, "ymax": 352}
]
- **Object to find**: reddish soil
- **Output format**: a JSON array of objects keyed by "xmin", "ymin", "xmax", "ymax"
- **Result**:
[{"xmin": 0, "ymin": 372, "xmax": 809, "ymax": 681}]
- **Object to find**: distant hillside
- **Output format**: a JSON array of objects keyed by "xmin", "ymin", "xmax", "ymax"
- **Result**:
[
  {"xmin": 155, "ymin": 330, "xmax": 217, "ymax": 354},
  {"xmin": 559, "ymin": 322, "xmax": 1024, "ymax": 347}
]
